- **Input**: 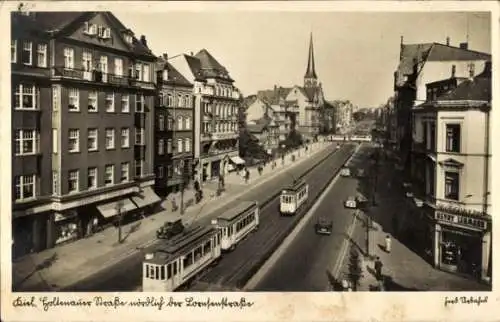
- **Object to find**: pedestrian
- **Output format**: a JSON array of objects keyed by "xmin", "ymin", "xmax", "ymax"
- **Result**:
[
  {"xmin": 341, "ymin": 278, "xmax": 349, "ymax": 291},
  {"xmin": 171, "ymin": 197, "xmax": 178, "ymax": 212},
  {"xmin": 92, "ymin": 217, "xmax": 99, "ymax": 234},
  {"xmin": 385, "ymin": 234, "xmax": 392, "ymax": 253},
  {"xmin": 245, "ymin": 168, "xmax": 250, "ymax": 183},
  {"xmin": 374, "ymin": 257, "xmax": 383, "ymax": 281}
]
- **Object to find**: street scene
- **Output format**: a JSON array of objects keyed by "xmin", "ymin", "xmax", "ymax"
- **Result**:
[{"xmin": 11, "ymin": 10, "xmax": 491, "ymax": 293}]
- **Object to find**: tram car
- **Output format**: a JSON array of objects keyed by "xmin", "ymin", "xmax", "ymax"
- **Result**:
[
  {"xmin": 142, "ymin": 225, "xmax": 222, "ymax": 292},
  {"xmin": 211, "ymin": 200, "xmax": 259, "ymax": 251},
  {"xmin": 279, "ymin": 180, "xmax": 309, "ymax": 215}
]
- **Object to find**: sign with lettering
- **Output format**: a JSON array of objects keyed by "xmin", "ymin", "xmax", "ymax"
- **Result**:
[{"xmin": 435, "ymin": 211, "xmax": 487, "ymax": 230}]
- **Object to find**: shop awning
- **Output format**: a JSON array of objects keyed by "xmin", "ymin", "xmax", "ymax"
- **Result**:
[
  {"xmin": 96, "ymin": 198, "xmax": 137, "ymax": 218},
  {"xmin": 131, "ymin": 187, "xmax": 161, "ymax": 209},
  {"xmin": 230, "ymin": 156, "xmax": 245, "ymax": 165}
]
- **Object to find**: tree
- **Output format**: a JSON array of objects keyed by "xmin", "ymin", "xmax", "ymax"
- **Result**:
[
  {"xmin": 347, "ymin": 246, "xmax": 363, "ymax": 291},
  {"xmin": 352, "ymin": 111, "xmax": 365, "ymax": 122}
]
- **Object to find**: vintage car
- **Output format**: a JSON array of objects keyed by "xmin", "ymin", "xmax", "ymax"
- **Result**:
[
  {"xmin": 315, "ymin": 216, "xmax": 333, "ymax": 235},
  {"xmin": 156, "ymin": 219, "xmax": 185, "ymax": 239},
  {"xmin": 344, "ymin": 196, "xmax": 358, "ymax": 209},
  {"xmin": 340, "ymin": 167, "xmax": 351, "ymax": 177}
]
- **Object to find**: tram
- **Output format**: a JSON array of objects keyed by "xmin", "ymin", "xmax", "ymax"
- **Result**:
[
  {"xmin": 142, "ymin": 225, "xmax": 222, "ymax": 292},
  {"xmin": 279, "ymin": 180, "xmax": 309, "ymax": 215},
  {"xmin": 212, "ymin": 200, "xmax": 259, "ymax": 251}
]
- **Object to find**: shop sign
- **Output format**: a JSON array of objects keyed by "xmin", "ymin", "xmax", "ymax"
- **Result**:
[
  {"xmin": 435, "ymin": 211, "xmax": 487, "ymax": 230},
  {"xmin": 54, "ymin": 210, "xmax": 78, "ymax": 222}
]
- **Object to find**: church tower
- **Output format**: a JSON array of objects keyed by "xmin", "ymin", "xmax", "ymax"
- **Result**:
[{"xmin": 304, "ymin": 32, "xmax": 318, "ymax": 88}]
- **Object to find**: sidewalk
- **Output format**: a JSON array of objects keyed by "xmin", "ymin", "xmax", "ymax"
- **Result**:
[
  {"xmin": 348, "ymin": 158, "xmax": 490, "ymax": 291},
  {"xmin": 12, "ymin": 141, "xmax": 331, "ymax": 291}
]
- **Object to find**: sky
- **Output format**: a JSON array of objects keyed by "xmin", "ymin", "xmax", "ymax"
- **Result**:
[{"xmin": 115, "ymin": 11, "xmax": 491, "ymax": 108}]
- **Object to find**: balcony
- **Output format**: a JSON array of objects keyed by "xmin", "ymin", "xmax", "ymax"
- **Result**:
[
  {"xmin": 201, "ymin": 132, "xmax": 212, "ymax": 142},
  {"xmin": 212, "ymin": 132, "xmax": 239, "ymax": 140},
  {"xmin": 203, "ymin": 112, "xmax": 213, "ymax": 121},
  {"xmin": 51, "ymin": 67, "xmax": 154, "ymax": 89},
  {"xmin": 232, "ymin": 91, "xmax": 240, "ymax": 99},
  {"xmin": 129, "ymin": 78, "xmax": 155, "ymax": 90}
]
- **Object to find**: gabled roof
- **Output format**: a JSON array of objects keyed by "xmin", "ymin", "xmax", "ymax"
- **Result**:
[
  {"xmin": 243, "ymin": 95, "xmax": 259, "ymax": 108},
  {"xmin": 257, "ymin": 87, "xmax": 293, "ymax": 105},
  {"xmin": 395, "ymin": 42, "xmax": 491, "ymax": 87},
  {"xmin": 156, "ymin": 57, "xmax": 192, "ymax": 87},
  {"xmin": 194, "ymin": 49, "xmax": 234, "ymax": 82},
  {"xmin": 437, "ymin": 76, "xmax": 491, "ymax": 102}
]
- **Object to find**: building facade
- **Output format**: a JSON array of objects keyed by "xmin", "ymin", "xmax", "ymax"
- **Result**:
[
  {"xmin": 331, "ymin": 100, "xmax": 354, "ymax": 134},
  {"xmin": 168, "ymin": 50, "xmax": 240, "ymax": 183},
  {"xmin": 154, "ymin": 55, "xmax": 194, "ymax": 196},
  {"xmin": 246, "ymin": 118, "xmax": 280, "ymax": 154},
  {"xmin": 11, "ymin": 11, "xmax": 159, "ymax": 258},
  {"xmin": 393, "ymin": 37, "xmax": 491, "ymax": 178},
  {"xmin": 411, "ymin": 62, "xmax": 492, "ymax": 283}
]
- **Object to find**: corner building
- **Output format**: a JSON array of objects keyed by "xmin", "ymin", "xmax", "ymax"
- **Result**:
[{"xmin": 11, "ymin": 12, "xmax": 159, "ymax": 258}]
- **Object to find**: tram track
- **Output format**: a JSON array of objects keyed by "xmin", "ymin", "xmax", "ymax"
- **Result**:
[{"xmin": 188, "ymin": 144, "xmax": 358, "ymax": 290}]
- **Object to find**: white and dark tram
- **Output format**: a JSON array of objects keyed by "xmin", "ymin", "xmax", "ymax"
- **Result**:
[
  {"xmin": 279, "ymin": 180, "xmax": 309, "ymax": 215},
  {"xmin": 212, "ymin": 200, "xmax": 260, "ymax": 251},
  {"xmin": 142, "ymin": 225, "xmax": 222, "ymax": 292}
]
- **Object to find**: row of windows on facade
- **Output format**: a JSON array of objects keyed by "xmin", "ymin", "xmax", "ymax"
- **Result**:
[
  {"xmin": 202, "ymin": 122, "xmax": 239, "ymax": 134},
  {"xmin": 420, "ymin": 122, "xmax": 461, "ymax": 153},
  {"xmin": 158, "ymin": 93, "xmax": 193, "ymax": 108},
  {"xmin": 14, "ymin": 84, "xmax": 147, "ymax": 113},
  {"xmin": 156, "ymin": 161, "xmax": 189, "ymax": 180},
  {"xmin": 197, "ymin": 84, "xmax": 236, "ymax": 98},
  {"xmin": 157, "ymin": 114, "xmax": 192, "ymax": 131},
  {"xmin": 203, "ymin": 103, "xmax": 238, "ymax": 118},
  {"xmin": 14, "ymin": 161, "xmax": 144, "ymax": 201},
  {"xmin": 12, "ymin": 40, "xmax": 152, "ymax": 82}
]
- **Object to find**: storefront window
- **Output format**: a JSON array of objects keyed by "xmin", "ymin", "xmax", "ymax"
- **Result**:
[
  {"xmin": 54, "ymin": 212, "xmax": 80, "ymax": 244},
  {"xmin": 441, "ymin": 240, "xmax": 458, "ymax": 266}
]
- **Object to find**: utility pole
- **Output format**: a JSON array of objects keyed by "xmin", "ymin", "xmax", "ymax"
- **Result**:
[
  {"xmin": 116, "ymin": 200, "xmax": 124, "ymax": 243},
  {"xmin": 180, "ymin": 159, "xmax": 185, "ymax": 215}
]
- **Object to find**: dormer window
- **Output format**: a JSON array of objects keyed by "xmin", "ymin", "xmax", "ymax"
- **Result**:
[
  {"xmin": 124, "ymin": 34, "xmax": 133, "ymax": 44},
  {"xmin": 83, "ymin": 22, "xmax": 97, "ymax": 35},
  {"xmin": 162, "ymin": 70, "xmax": 169, "ymax": 81}
]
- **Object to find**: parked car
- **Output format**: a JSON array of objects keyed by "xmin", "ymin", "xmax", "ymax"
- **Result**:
[
  {"xmin": 344, "ymin": 196, "xmax": 358, "ymax": 209},
  {"xmin": 340, "ymin": 167, "xmax": 351, "ymax": 177},
  {"xmin": 156, "ymin": 219, "xmax": 184, "ymax": 239},
  {"xmin": 315, "ymin": 216, "xmax": 333, "ymax": 235}
]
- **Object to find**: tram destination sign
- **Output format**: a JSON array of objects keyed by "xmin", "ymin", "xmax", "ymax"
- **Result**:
[{"xmin": 435, "ymin": 211, "xmax": 487, "ymax": 230}]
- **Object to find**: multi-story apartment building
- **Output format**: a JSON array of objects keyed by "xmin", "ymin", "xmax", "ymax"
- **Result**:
[
  {"xmin": 154, "ymin": 55, "xmax": 194, "ymax": 196},
  {"xmin": 168, "ymin": 50, "xmax": 241, "ymax": 183},
  {"xmin": 331, "ymin": 100, "xmax": 354, "ymax": 134},
  {"xmin": 246, "ymin": 118, "xmax": 279, "ymax": 155},
  {"xmin": 393, "ymin": 37, "xmax": 490, "ymax": 177},
  {"xmin": 11, "ymin": 12, "xmax": 159, "ymax": 258},
  {"xmin": 411, "ymin": 62, "xmax": 491, "ymax": 283}
]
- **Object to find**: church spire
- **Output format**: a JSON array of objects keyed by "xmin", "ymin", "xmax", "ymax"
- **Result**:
[{"xmin": 304, "ymin": 32, "xmax": 318, "ymax": 87}]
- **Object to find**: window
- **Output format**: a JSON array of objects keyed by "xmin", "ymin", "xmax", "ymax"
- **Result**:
[
  {"xmin": 14, "ymin": 84, "xmax": 37, "ymax": 110},
  {"xmin": 444, "ymin": 171, "xmax": 459, "ymax": 200},
  {"xmin": 167, "ymin": 139, "xmax": 172, "ymax": 153},
  {"xmin": 121, "ymin": 128, "xmax": 130, "ymax": 148},
  {"xmin": 158, "ymin": 166, "xmax": 164, "ymax": 178},
  {"xmin": 135, "ymin": 159, "xmax": 144, "ymax": 177},
  {"xmin": 105, "ymin": 93, "xmax": 115, "ymax": 112},
  {"xmin": 68, "ymin": 129, "xmax": 80, "ymax": 152},
  {"xmin": 68, "ymin": 170, "xmax": 79, "ymax": 193},
  {"xmin": 37, "ymin": 44, "xmax": 47, "ymax": 67},
  {"xmin": 88, "ymin": 167, "xmax": 97, "ymax": 189},
  {"xmin": 63, "ymin": 47, "xmax": 74, "ymax": 69},
  {"xmin": 167, "ymin": 94, "xmax": 173, "ymax": 106},
  {"xmin": 22, "ymin": 41, "xmax": 32, "ymax": 65},
  {"xmin": 135, "ymin": 128, "xmax": 144, "ymax": 145},
  {"xmin": 185, "ymin": 117, "xmax": 191, "ymax": 130},
  {"xmin": 135, "ymin": 94, "xmax": 145, "ymax": 112},
  {"xmin": 104, "ymin": 164, "xmax": 114, "ymax": 186},
  {"xmin": 185, "ymin": 95, "xmax": 190, "ymax": 107},
  {"xmin": 87, "ymin": 128, "xmax": 98, "ymax": 151},
  {"xmin": 167, "ymin": 165, "xmax": 173, "ymax": 177},
  {"xmin": 177, "ymin": 116, "xmax": 183, "ymax": 130},
  {"xmin": 121, "ymin": 95, "xmax": 129, "ymax": 113},
  {"xmin": 52, "ymin": 129, "xmax": 58, "ymax": 153},
  {"xmin": 445, "ymin": 124, "xmax": 461, "ymax": 153},
  {"xmin": 68, "ymin": 88, "xmax": 79, "ymax": 111},
  {"xmin": 14, "ymin": 175, "xmax": 36, "ymax": 200},
  {"xmin": 11, "ymin": 40, "xmax": 17, "ymax": 63},
  {"xmin": 135, "ymin": 64, "xmax": 142, "ymax": 80},
  {"xmin": 430, "ymin": 123, "xmax": 436, "ymax": 151},
  {"xmin": 120, "ymin": 162, "xmax": 129, "ymax": 182},
  {"xmin": 88, "ymin": 91, "xmax": 98, "ymax": 112},
  {"xmin": 167, "ymin": 117, "xmax": 173, "ymax": 130},
  {"xmin": 114, "ymin": 58, "xmax": 123, "ymax": 77},
  {"xmin": 14, "ymin": 129, "xmax": 38, "ymax": 155},
  {"xmin": 82, "ymin": 50, "xmax": 92, "ymax": 72},
  {"xmin": 158, "ymin": 115, "xmax": 165, "ymax": 131},
  {"xmin": 124, "ymin": 34, "xmax": 133, "ymax": 44},
  {"xmin": 184, "ymin": 138, "xmax": 191, "ymax": 152},
  {"xmin": 52, "ymin": 171, "xmax": 58, "ymax": 195},
  {"xmin": 158, "ymin": 139, "xmax": 164, "ymax": 155},
  {"xmin": 178, "ymin": 95, "xmax": 183, "ymax": 107},
  {"xmin": 105, "ymin": 128, "xmax": 115, "ymax": 149},
  {"xmin": 143, "ymin": 64, "xmax": 150, "ymax": 82},
  {"xmin": 177, "ymin": 138, "xmax": 183, "ymax": 153}
]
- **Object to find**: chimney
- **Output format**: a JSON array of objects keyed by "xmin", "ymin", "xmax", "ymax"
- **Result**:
[
  {"xmin": 162, "ymin": 52, "xmax": 168, "ymax": 60},
  {"xmin": 451, "ymin": 65, "xmax": 456, "ymax": 78},
  {"xmin": 459, "ymin": 42, "xmax": 468, "ymax": 50},
  {"xmin": 190, "ymin": 51, "xmax": 194, "ymax": 56},
  {"xmin": 469, "ymin": 63, "xmax": 475, "ymax": 79},
  {"xmin": 446, "ymin": 37, "xmax": 450, "ymax": 46},
  {"xmin": 140, "ymin": 35, "xmax": 147, "ymax": 47}
]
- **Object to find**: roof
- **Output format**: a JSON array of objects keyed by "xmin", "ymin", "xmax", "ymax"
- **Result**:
[
  {"xmin": 395, "ymin": 42, "xmax": 491, "ymax": 87},
  {"xmin": 16, "ymin": 12, "xmax": 153, "ymax": 57},
  {"xmin": 243, "ymin": 95, "xmax": 258, "ymax": 109},
  {"xmin": 305, "ymin": 32, "xmax": 317, "ymax": 79},
  {"xmin": 437, "ymin": 76, "xmax": 491, "ymax": 102},
  {"xmin": 218, "ymin": 201, "xmax": 258, "ymax": 222},
  {"xmin": 257, "ymin": 87, "xmax": 293, "ymax": 105},
  {"xmin": 156, "ymin": 57, "xmax": 192, "ymax": 87},
  {"xmin": 194, "ymin": 49, "xmax": 234, "ymax": 81}
]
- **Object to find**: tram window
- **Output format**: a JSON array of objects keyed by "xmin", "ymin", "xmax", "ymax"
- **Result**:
[
  {"xmin": 145, "ymin": 264, "xmax": 149, "ymax": 278},
  {"xmin": 149, "ymin": 265, "xmax": 155, "ymax": 279},
  {"xmin": 203, "ymin": 241, "xmax": 211, "ymax": 254},
  {"xmin": 194, "ymin": 246, "xmax": 202, "ymax": 261},
  {"xmin": 166, "ymin": 264, "xmax": 171, "ymax": 279},
  {"xmin": 173, "ymin": 261, "xmax": 178, "ymax": 275},
  {"xmin": 183, "ymin": 253, "xmax": 193, "ymax": 268},
  {"xmin": 155, "ymin": 266, "xmax": 160, "ymax": 280},
  {"xmin": 160, "ymin": 265, "xmax": 165, "ymax": 280}
]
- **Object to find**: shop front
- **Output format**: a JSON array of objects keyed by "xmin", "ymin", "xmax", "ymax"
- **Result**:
[
  {"xmin": 52, "ymin": 210, "xmax": 81, "ymax": 246},
  {"xmin": 432, "ymin": 209, "xmax": 491, "ymax": 282}
]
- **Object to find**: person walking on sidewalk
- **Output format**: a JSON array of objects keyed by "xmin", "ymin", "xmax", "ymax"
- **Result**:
[
  {"xmin": 385, "ymin": 235, "xmax": 392, "ymax": 253},
  {"xmin": 245, "ymin": 168, "xmax": 250, "ymax": 184},
  {"xmin": 374, "ymin": 257, "xmax": 383, "ymax": 281}
]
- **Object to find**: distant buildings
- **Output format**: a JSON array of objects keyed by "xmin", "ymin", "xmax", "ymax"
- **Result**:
[
  {"xmin": 11, "ymin": 11, "xmax": 160, "ymax": 257},
  {"xmin": 246, "ymin": 118, "xmax": 279, "ymax": 154},
  {"xmin": 411, "ymin": 62, "xmax": 491, "ymax": 283},
  {"xmin": 330, "ymin": 100, "xmax": 355, "ymax": 133}
]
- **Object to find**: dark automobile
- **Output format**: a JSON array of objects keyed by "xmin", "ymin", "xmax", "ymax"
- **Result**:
[
  {"xmin": 156, "ymin": 219, "xmax": 184, "ymax": 239},
  {"xmin": 315, "ymin": 216, "xmax": 333, "ymax": 235}
]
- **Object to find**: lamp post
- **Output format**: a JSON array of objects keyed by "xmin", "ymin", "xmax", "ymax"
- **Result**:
[
  {"xmin": 116, "ymin": 200, "xmax": 124, "ymax": 243},
  {"xmin": 179, "ymin": 159, "xmax": 185, "ymax": 215}
]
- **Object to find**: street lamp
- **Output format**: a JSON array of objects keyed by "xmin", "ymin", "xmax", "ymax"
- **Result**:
[
  {"xmin": 179, "ymin": 159, "xmax": 185, "ymax": 215},
  {"xmin": 115, "ymin": 199, "xmax": 125, "ymax": 243}
]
